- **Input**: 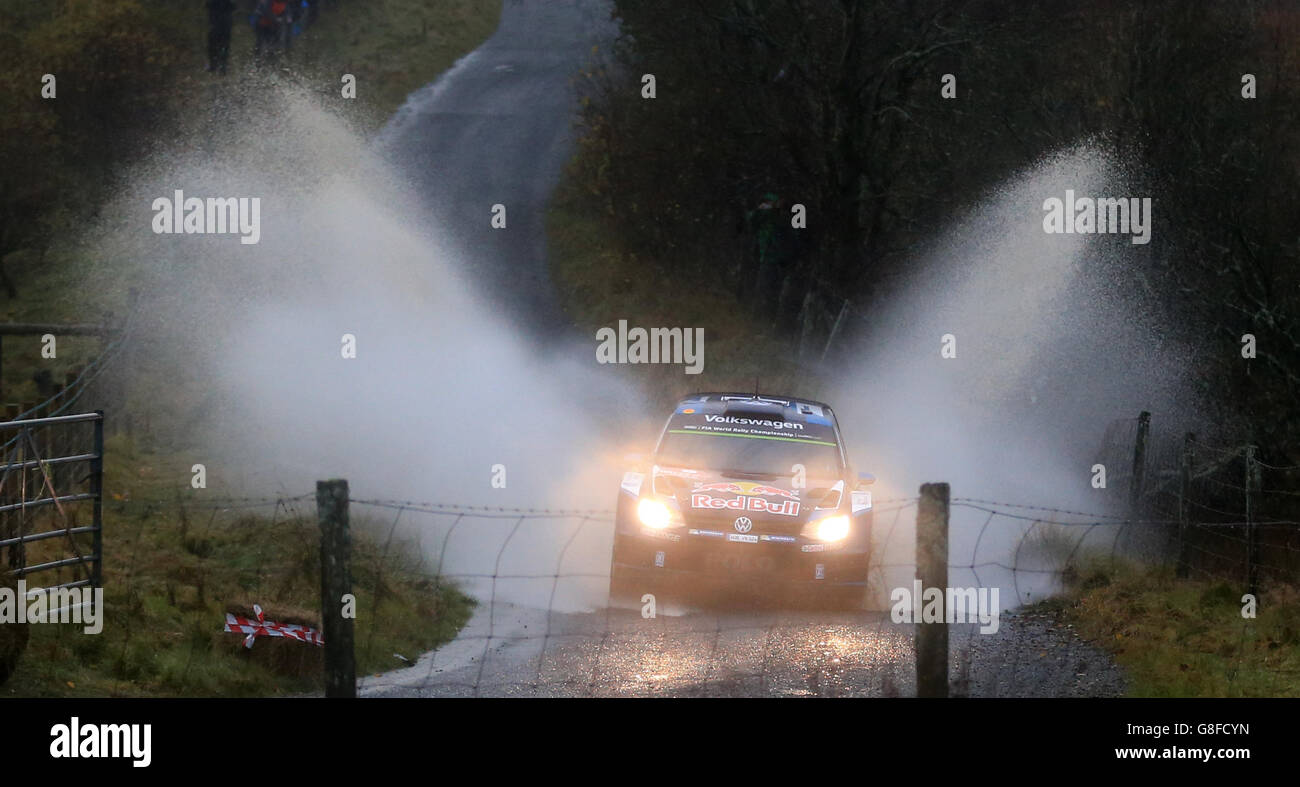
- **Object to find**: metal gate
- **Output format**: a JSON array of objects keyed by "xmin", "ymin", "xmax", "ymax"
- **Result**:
[{"xmin": 0, "ymin": 411, "xmax": 104, "ymax": 591}]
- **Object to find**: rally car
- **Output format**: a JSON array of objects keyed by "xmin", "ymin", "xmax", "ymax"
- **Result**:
[{"xmin": 610, "ymin": 393, "xmax": 876, "ymax": 607}]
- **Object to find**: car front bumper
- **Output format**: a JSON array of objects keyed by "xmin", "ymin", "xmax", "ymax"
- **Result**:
[{"xmin": 611, "ymin": 528, "xmax": 871, "ymax": 586}]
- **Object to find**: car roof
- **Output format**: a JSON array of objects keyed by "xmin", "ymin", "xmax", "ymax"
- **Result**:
[
  {"xmin": 662, "ymin": 393, "xmax": 847, "ymax": 466},
  {"xmin": 672, "ymin": 392, "xmax": 835, "ymax": 418}
]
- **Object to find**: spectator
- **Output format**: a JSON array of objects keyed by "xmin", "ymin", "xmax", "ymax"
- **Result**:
[
  {"xmin": 747, "ymin": 192, "xmax": 782, "ymax": 312},
  {"xmin": 252, "ymin": 0, "xmax": 278, "ymax": 60},
  {"xmin": 206, "ymin": 0, "xmax": 236, "ymax": 75},
  {"xmin": 272, "ymin": 0, "xmax": 292, "ymax": 53}
]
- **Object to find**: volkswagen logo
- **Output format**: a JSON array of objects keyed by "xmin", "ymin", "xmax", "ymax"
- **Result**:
[{"xmin": 733, "ymin": 516, "xmax": 753, "ymax": 533}]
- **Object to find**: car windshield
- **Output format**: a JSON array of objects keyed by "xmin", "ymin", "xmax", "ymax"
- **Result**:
[{"xmin": 656, "ymin": 426, "xmax": 841, "ymax": 478}]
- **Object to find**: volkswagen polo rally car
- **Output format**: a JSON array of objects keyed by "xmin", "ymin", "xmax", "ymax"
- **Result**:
[{"xmin": 611, "ymin": 393, "xmax": 875, "ymax": 606}]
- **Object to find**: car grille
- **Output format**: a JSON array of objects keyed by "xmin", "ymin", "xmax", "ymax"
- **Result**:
[{"xmin": 681, "ymin": 508, "xmax": 804, "ymax": 536}]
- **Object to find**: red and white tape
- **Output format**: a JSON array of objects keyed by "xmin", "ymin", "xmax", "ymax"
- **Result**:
[{"xmin": 223, "ymin": 604, "xmax": 323, "ymax": 649}]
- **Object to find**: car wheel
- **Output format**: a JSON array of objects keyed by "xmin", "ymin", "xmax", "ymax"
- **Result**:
[
  {"xmin": 608, "ymin": 561, "xmax": 635, "ymax": 601},
  {"xmin": 827, "ymin": 584, "xmax": 871, "ymax": 612}
]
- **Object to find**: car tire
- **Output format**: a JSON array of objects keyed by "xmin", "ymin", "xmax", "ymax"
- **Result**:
[
  {"xmin": 816, "ymin": 562, "xmax": 872, "ymax": 611},
  {"xmin": 823, "ymin": 584, "xmax": 870, "ymax": 612},
  {"xmin": 608, "ymin": 561, "xmax": 635, "ymax": 601}
]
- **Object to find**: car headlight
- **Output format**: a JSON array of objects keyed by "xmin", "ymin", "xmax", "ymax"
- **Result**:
[
  {"xmin": 812, "ymin": 514, "xmax": 850, "ymax": 542},
  {"xmin": 637, "ymin": 497, "xmax": 673, "ymax": 529}
]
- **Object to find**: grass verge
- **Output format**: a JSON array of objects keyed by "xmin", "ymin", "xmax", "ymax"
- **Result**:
[
  {"xmin": 300, "ymin": 0, "xmax": 501, "ymax": 132},
  {"xmin": 1038, "ymin": 558, "xmax": 1300, "ymax": 697},
  {"xmin": 4, "ymin": 432, "xmax": 473, "ymax": 697}
]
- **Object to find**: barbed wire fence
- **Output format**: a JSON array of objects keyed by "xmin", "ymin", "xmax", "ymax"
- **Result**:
[
  {"xmin": 60, "ymin": 454, "xmax": 1298, "ymax": 698},
  {"xmin": 7, "ymin": 315, "xmax": 1295, "ymax": 698},
  {"xmin": 317, "ymin": 489, "xmax": 1208, "ymax": 696},
  {"xmin": 1093, "ymin": 410, "xmax": 1300, "ymax": 594},
  {"xmin": 8, "ymin": 303, "xmax": 1293, "ymax": 698},
  {"xmin": 328, "ymin": 489, "xmax": 1236, "ymax": 697}
]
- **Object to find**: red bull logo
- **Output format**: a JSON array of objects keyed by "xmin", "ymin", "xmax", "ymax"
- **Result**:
[
  {"xmin": 694, "ymin": 481, "xmax": 799, "ymax": 499},
  {"xmin": 690, "ymin": 493, "xmax": 800, "ymax": 517}
]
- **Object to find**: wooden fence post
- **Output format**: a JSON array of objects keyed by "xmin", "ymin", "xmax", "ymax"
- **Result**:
[
  {"xmin": 1245, "ymin": 446, "xmax": 1259, "ymax": 597},
  {"xmin": 916, "ymin": 482, "xmax": 949, "ymax": 698},
  {"xmin": 317, "ymin": 479, "xmax": 355, "ymax": 698},
  {"xmin": 1129, "ymin": 411, "xmax": 1150, "ymax": 514},
  {"xmin": 1176, "ymin": 433, "xmax": 1193, "ymax": 579}
]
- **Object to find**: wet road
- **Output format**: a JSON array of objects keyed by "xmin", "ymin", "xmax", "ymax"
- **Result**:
[
  {"xmin": 376, "ymin": 0, "xmax": 616, "ymax": 338},
  {"xmin": 360, "ymin": 598, "xmax": 1124, "ymax": 698}
]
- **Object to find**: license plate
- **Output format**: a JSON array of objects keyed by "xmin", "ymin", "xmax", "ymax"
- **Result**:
[
  {"xmin": 705, "ymin": 551, "xmax": 777, "ymax": 572},
  {"xmin": 727, "ymin": 533, "xmax": 758, "ymax": 544}
]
